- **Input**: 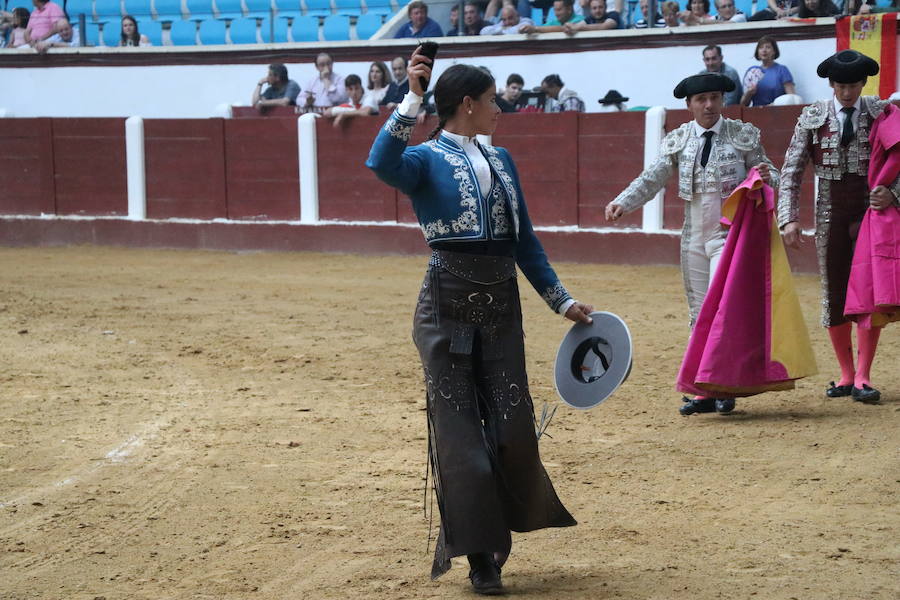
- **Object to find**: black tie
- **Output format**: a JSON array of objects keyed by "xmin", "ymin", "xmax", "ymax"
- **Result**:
[
  {"xmin": 840, "ymin": 106, "xmax": 855, "ymax": 146},
  {"xmin": 700, "ymin": 131, "xmax": 714, "ymax": 168}
]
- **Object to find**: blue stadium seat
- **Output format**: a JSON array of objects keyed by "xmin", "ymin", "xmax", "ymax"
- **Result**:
[
  {"xmin": 274, "ymin": 0, "xmax": 302, "ymax": 18},
  {"xmin": 259, "ymin": 16, "xmax": 289, "ymax": 41},
  {"xmin": 153, "ymin": 0, "xmax": 184, "ymax": 21},
  {"xmin": 65, "ymin": 0, "xmax": 94, "ymax": 23},
  {"xmin": 124, "ymin": 0, "xmax": 152, "ymax": 19},
  {"xmin": 321, "ymin": 14, "xmax": 348, "ymax": 39},
  {"xmin": 364, "ymin": 0, "xmax": 391, "ymax": 15},
  {"xmin": 94, "ymin": 0, "xmax": 122, "ymax": 23},
  {"xmin": 199, "ymin": 17, "xmax": 227, "ymax": 42},
  {"xmin": 138, "ymin": 18, "xmax": 163, "ymax": 44},
  {"xmin": 5, "ymin": 0, "xmax": 34, "ymax": 11},
  {"xmin": 245, "ymin": 0, "xmax": 273, "ymax": 18},
  {"xmin": 187, "ymin": 0, "xmax": 215, "ymax": 21},
  {"xmin": 229, "ymin": 17, "xmax": 258, "ymax": 42},
  {"xmin": 215, "ymin": 0, "xmax": 244, "ymax": 19},
  {"xmin": 304, "ymin": 0, "xmax": 332, "ymax": 16},
  {"xmin": 169, "ymin": 19, "xmax": 198, "ymax": 43},
  {"xmin": 84, "ymin": 21, "xmax": 101, "ymax": 45},
  {"xmin": 531, "ymin": 7, "xmax": 544, "ymax": 24},
  {"xmin": 333, "ymin": 0, "xmax": 361, "ymax": 16},
  {"xmin": 354, "ymin": 12, "xmax": 381, "ymax": 39},
  {"xmin": 101, "ymin": 21, "xmax": 121, "ymax": 45},
  {"xmin": 290, "ymin": 14, "xmax": 319, "ymax": 40},
  {"xmin": 734, "ymin": 0, "xmax": 753, "ymax": 17}
]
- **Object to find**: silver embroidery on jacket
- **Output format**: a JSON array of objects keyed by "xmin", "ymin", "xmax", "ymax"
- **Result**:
[
  {"xmin": 383, "ymin": 114, "xmax": 415, "ymax": 141},
  {"xmin": 424, "ymin": 141, "xmax": 481, "ymax": 237},
  {"xmin": 541, "ymin": 282, "xmax": 571, "ymax": 312}
]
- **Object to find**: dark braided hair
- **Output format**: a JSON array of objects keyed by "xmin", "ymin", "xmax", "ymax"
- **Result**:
[{"xmin": 426, "ymin": 64, "xmax": 495, "ymax": 140}]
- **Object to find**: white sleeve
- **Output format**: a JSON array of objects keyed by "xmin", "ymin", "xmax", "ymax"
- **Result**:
[{"xmin": 397, "ymin": 91, "xmax": 423, "ymax": 118}]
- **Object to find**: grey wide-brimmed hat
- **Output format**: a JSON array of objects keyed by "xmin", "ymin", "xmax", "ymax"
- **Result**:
[{"xmin": 554, "ymin": 311, "xmax": 632, "ymax": 410}]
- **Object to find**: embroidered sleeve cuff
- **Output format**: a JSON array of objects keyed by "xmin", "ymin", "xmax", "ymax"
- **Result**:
[
  {"xmin": 397, "ymin": 92, "xmax": 423, "ymax": 118},
  {"xmin": 557, "ymin": 298, "xmax": 576, "ymax": 317},
  {"xmin": 541, "ymin": 282, "xmax": 572, "ymax": 313}
]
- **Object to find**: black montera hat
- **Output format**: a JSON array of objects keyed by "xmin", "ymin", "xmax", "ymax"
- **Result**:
[
  {"xmin": 599, "ymin": 90, "xmax": 629, "ymax": 105},
  {"xmin": 673, "ymin": 73, "xmax": 736, "ymax": 99},
  {"xmin": 817, "ymin": 50, "xmax": 879, "ymax": 83}
]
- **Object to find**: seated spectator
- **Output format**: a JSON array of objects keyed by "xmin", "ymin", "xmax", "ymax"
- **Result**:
[
  {"xmin": 541, "ymin": 74, "xmax": 585, "ymax": 112},
  {"xmin": 252, "ymin": 63, "xmax": 301, "ymax": 111},
  {"xmin": 394, "ymin": 1, "xmax": 443, "ymax": 38},
  {"xmin": 480, "ymin": 2, "xmax": 533, "ymax": 34},
  {"xmin": 362, "ymin": 61, "xmax": 397, "ymax": 109},
  {"xmin": 660, "ymin": 0, "xmax": 681, "ymax": 26},
  {"xmin": 448, "ymin": 2, "xmax": 488, "ymax": 36},
  {"xmin": 496, "ymin": 73, "xmax": 524, "ymax": 112},
  {"xmin": 564, "ymin": 0, "xmax": 621, "ymax": 32},
  {"xmin": 520, "ymin": 0, "xmax": 584, "ymax": 33},
  {"xmin": 796, "ymin": 0, "xmax": 840, "ymax": 17},
  {"xmin": 381, "ymin": 56, "xmax": 409, "ymax": 108},
  {"xmin": 325, "ymin": 74, "xmax": 376, "ymax": 127},
  {"xmin": 714, "ymin": 0, "xmax": 747, "ymax": 22},
  {"xmin": 633, "ymin": 0, "xmax": 665, "ymax": 27},
  {"xmin": 847, "ymin": 0, "xmax": 876, "ymax": 13},
  {"xmin": 3, "ymin": 8, "xmax": 30, "ymax": 48},
  {"xmin": 299, "ymin": 52, "xmax": 348, "ymax": 111},
  {"xmin": 699, "ymin": 44, "xmax": 742, "ymax": 105},
  {"xmin": 119, "ymin": 15, "xmax": 150, "ymax": 46},
  {"xmin": 597, "ymin": 89, "xmax": 628, "ymax": 112},
  {"xmin": 25, "ymin": 0, "xmax": 65, "ymax": 44},
  {"xmin": 34, "ymin": 17, "xmax": 78, "ymax": 51},
  {"xmin": 679, "ymin": 0, "xmax": 715, "ymax": 25},
  {"xmin": 740, "ymin": 35, "xmax": 795, "ymax": 106},
  {"xmin": 748, "ymin": 0, "xmax": 798, "ymax": 21}
]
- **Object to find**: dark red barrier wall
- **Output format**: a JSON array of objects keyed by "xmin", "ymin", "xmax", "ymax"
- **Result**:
[
  {"xmin": 145, "ymin": 119, "xmax": 227, "ymax": 220},
  {"xmin": 224, "ymin": 119, "xmax": 300, "ymax": 220},
  {"xmin": 52, "ymin": 118, "xmax": 127, "ymax": 216},
  {"xmin": 0, "ymin": 119, "xmax": 55, "ymax": 215}
]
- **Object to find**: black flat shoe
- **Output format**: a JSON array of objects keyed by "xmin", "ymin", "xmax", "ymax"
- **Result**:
[
  {"xmin": 715, "ymin": 398, "xmax": 736, "ymax": 414},
  {"xmin": 851, "ymin": 384, "xmax": 881, "ymax": 404},
  {"xmin": 468, "ymin": 553, "xmax": 503, "ymax": 596},
  {"xmin": 679, "ymin": 397, "xmax": 716, "ymax": 416},
  {"xmin": 826, "ymin": 381, "xmax": 853, "ymax": 398}
]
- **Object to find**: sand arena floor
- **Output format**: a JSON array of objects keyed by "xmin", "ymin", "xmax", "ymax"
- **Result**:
[{"xmin": 1, "ymin": 246, "xmax": 898, "ymax": 600}]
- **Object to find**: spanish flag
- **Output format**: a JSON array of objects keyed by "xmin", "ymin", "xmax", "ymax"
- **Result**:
[{"xmin": 836, "ymin": 14, "xmax": 898, "ymax": 99}]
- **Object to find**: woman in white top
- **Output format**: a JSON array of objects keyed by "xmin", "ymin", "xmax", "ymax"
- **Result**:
[
  {"xmin": 361, "ymin": 61, "xmax": 396, "ymax": 110},
  {"xmin": 120, "ymin": 15, "xmax": 150, "ymax": 47}
]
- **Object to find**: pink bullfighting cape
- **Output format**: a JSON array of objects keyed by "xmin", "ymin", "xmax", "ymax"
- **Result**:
[
  {"xmin": 677, "ymin": 168, "xmax": 817, "ymax": 397},
  {"xmin": 844, "ymin": 102, "xmax": 900, "ymax": 329}
]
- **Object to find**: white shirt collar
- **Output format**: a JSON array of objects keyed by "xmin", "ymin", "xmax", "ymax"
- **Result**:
[
  {"xmin": 441, "ymin": 129, "xmax": 479, "ymax": 148},
  {"xmin": 692, "ymin": 115, "xmax": 724, "ymax": 137},
  {"xmin": 833, "ymin": 95, "xmax": 862, "ymax": 115}
]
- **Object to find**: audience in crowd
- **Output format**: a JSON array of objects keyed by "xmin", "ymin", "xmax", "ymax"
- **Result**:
[
  {"xmin": 597, "ymin": 89, "xmax": 628, "ymax": 111},
  {"xmin": 796, "ymin": 0, "xmax": 841, "ymax": 17},
  {"xmin": 714, "ymin": 0, "xmax": 747, "ymax": 22},
  {"xmin": 679, "ymin": 0, "xmax": 715, "ymax": 25},
  {"xmin": 26, "ymin": 0, "xmax": 65, "ymax": 44},
  {"xmin": 447, "ymin": 2, "xmax": 489, "ymax": 35},
  {"xmin": 394, "ymin": 0, "xmax": 443, "ymax": 38},
  {"xmin": 382, "ymin": 56, "xmax": 409, "ymax": 107},
  {"xmin": 299, "ymin": 52, "xmax": 348, "ymax": 110},
  {"xmin": 699, "ymin": 44, "xmax": 742, "ymax": 105},
  {"xmin": 480, "ymin": 1, "xmax": 533, "ymax": 34},
  {"xmin": 496, "ymin": 73, "xmax": 524, "ymax": 112},
  {"xmin": 252, "ymin": 62, "xmax": 301, "ymax": 110},
  {"xmin": 2, "ymin": 7, "xmax": 30, "ymax": 48},
  {"xmin": 660, "ymin": 1, "xmax": 681, "ymax": 26},
  {"xmin": 541, "ymin": 73, "xmax": 585, "ymax": 112},
  {"xmin": 325, "ymin": 73, "xmax": 376, "ymax": 126},
  {"xmin": 520, "ymin": 0, "xmax": 584, "ymax": 33},
  {"xmin": 362, "ymin": 61, "xmax": 397, "ymax": 109},
  {"xmin": 120, "ymin": 15, "xmax": 150, "ymax": 47},
  {"xmin": 633, "ymin": 0, "xmax": 665, "ymax": 27},
  {"xmin": 748, "ymin": 0, "xmax": 798, "ymax": 21},
  {"xmin": 35, "ymin": 17, "xmax": 78, "ymax": 52},
  {"xmin": 741, "ymin": 35, "xmax": 795, "ymax": 106},
  {"xmin": 565, "ymin": 0, "xmax": 621, "ymax": 32}
]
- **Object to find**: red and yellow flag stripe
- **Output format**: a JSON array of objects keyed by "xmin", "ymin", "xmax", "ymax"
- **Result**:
[{"xmin": 836, "ymin": 13, "xmax": 898, "ymax": 99}]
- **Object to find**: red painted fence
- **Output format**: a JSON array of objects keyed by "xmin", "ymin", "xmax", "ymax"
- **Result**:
[{"xmin": 0, "ymin": 107, "xmax": 819, "ymax": 230}]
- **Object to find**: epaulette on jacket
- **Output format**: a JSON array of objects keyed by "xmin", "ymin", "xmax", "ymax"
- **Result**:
[
  {"xmin": 723, "ymin": 119, "xmax": 760, "ymax": 151},
  {"xmin": 661, "ymin": 123, "xmax": 691, "ymax": 154},
  {"xmin": 798, "ymin": 101, "xmax": 828, "ymax": 130}
]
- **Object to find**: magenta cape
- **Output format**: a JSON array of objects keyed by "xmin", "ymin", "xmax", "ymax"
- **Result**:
[
  {"xmin": 677, "ymin": 169, "xmax": 817, "ymax": 397},
  {"xmin": 845, "ymin": 103, "xmax": 900, "ymax": 329}
]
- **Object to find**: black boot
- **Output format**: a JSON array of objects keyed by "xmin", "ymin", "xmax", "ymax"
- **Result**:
[{"xmin": 467, "ymin": 553, "xmax": 503, "ymax": 596}]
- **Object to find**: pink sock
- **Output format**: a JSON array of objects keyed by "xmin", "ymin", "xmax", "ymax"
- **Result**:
[
  {"xmin": 828, "ymin": 323, "xmax": 855, "ymax": 386},
  {"xmin": 855, "ymin": 326, "xmax": 882, "ymax": 388}
]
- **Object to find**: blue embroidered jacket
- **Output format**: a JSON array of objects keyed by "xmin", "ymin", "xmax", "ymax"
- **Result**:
[{"xmin": 366, "ymin": 110, "xmax": 572, "ymax": 313}]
